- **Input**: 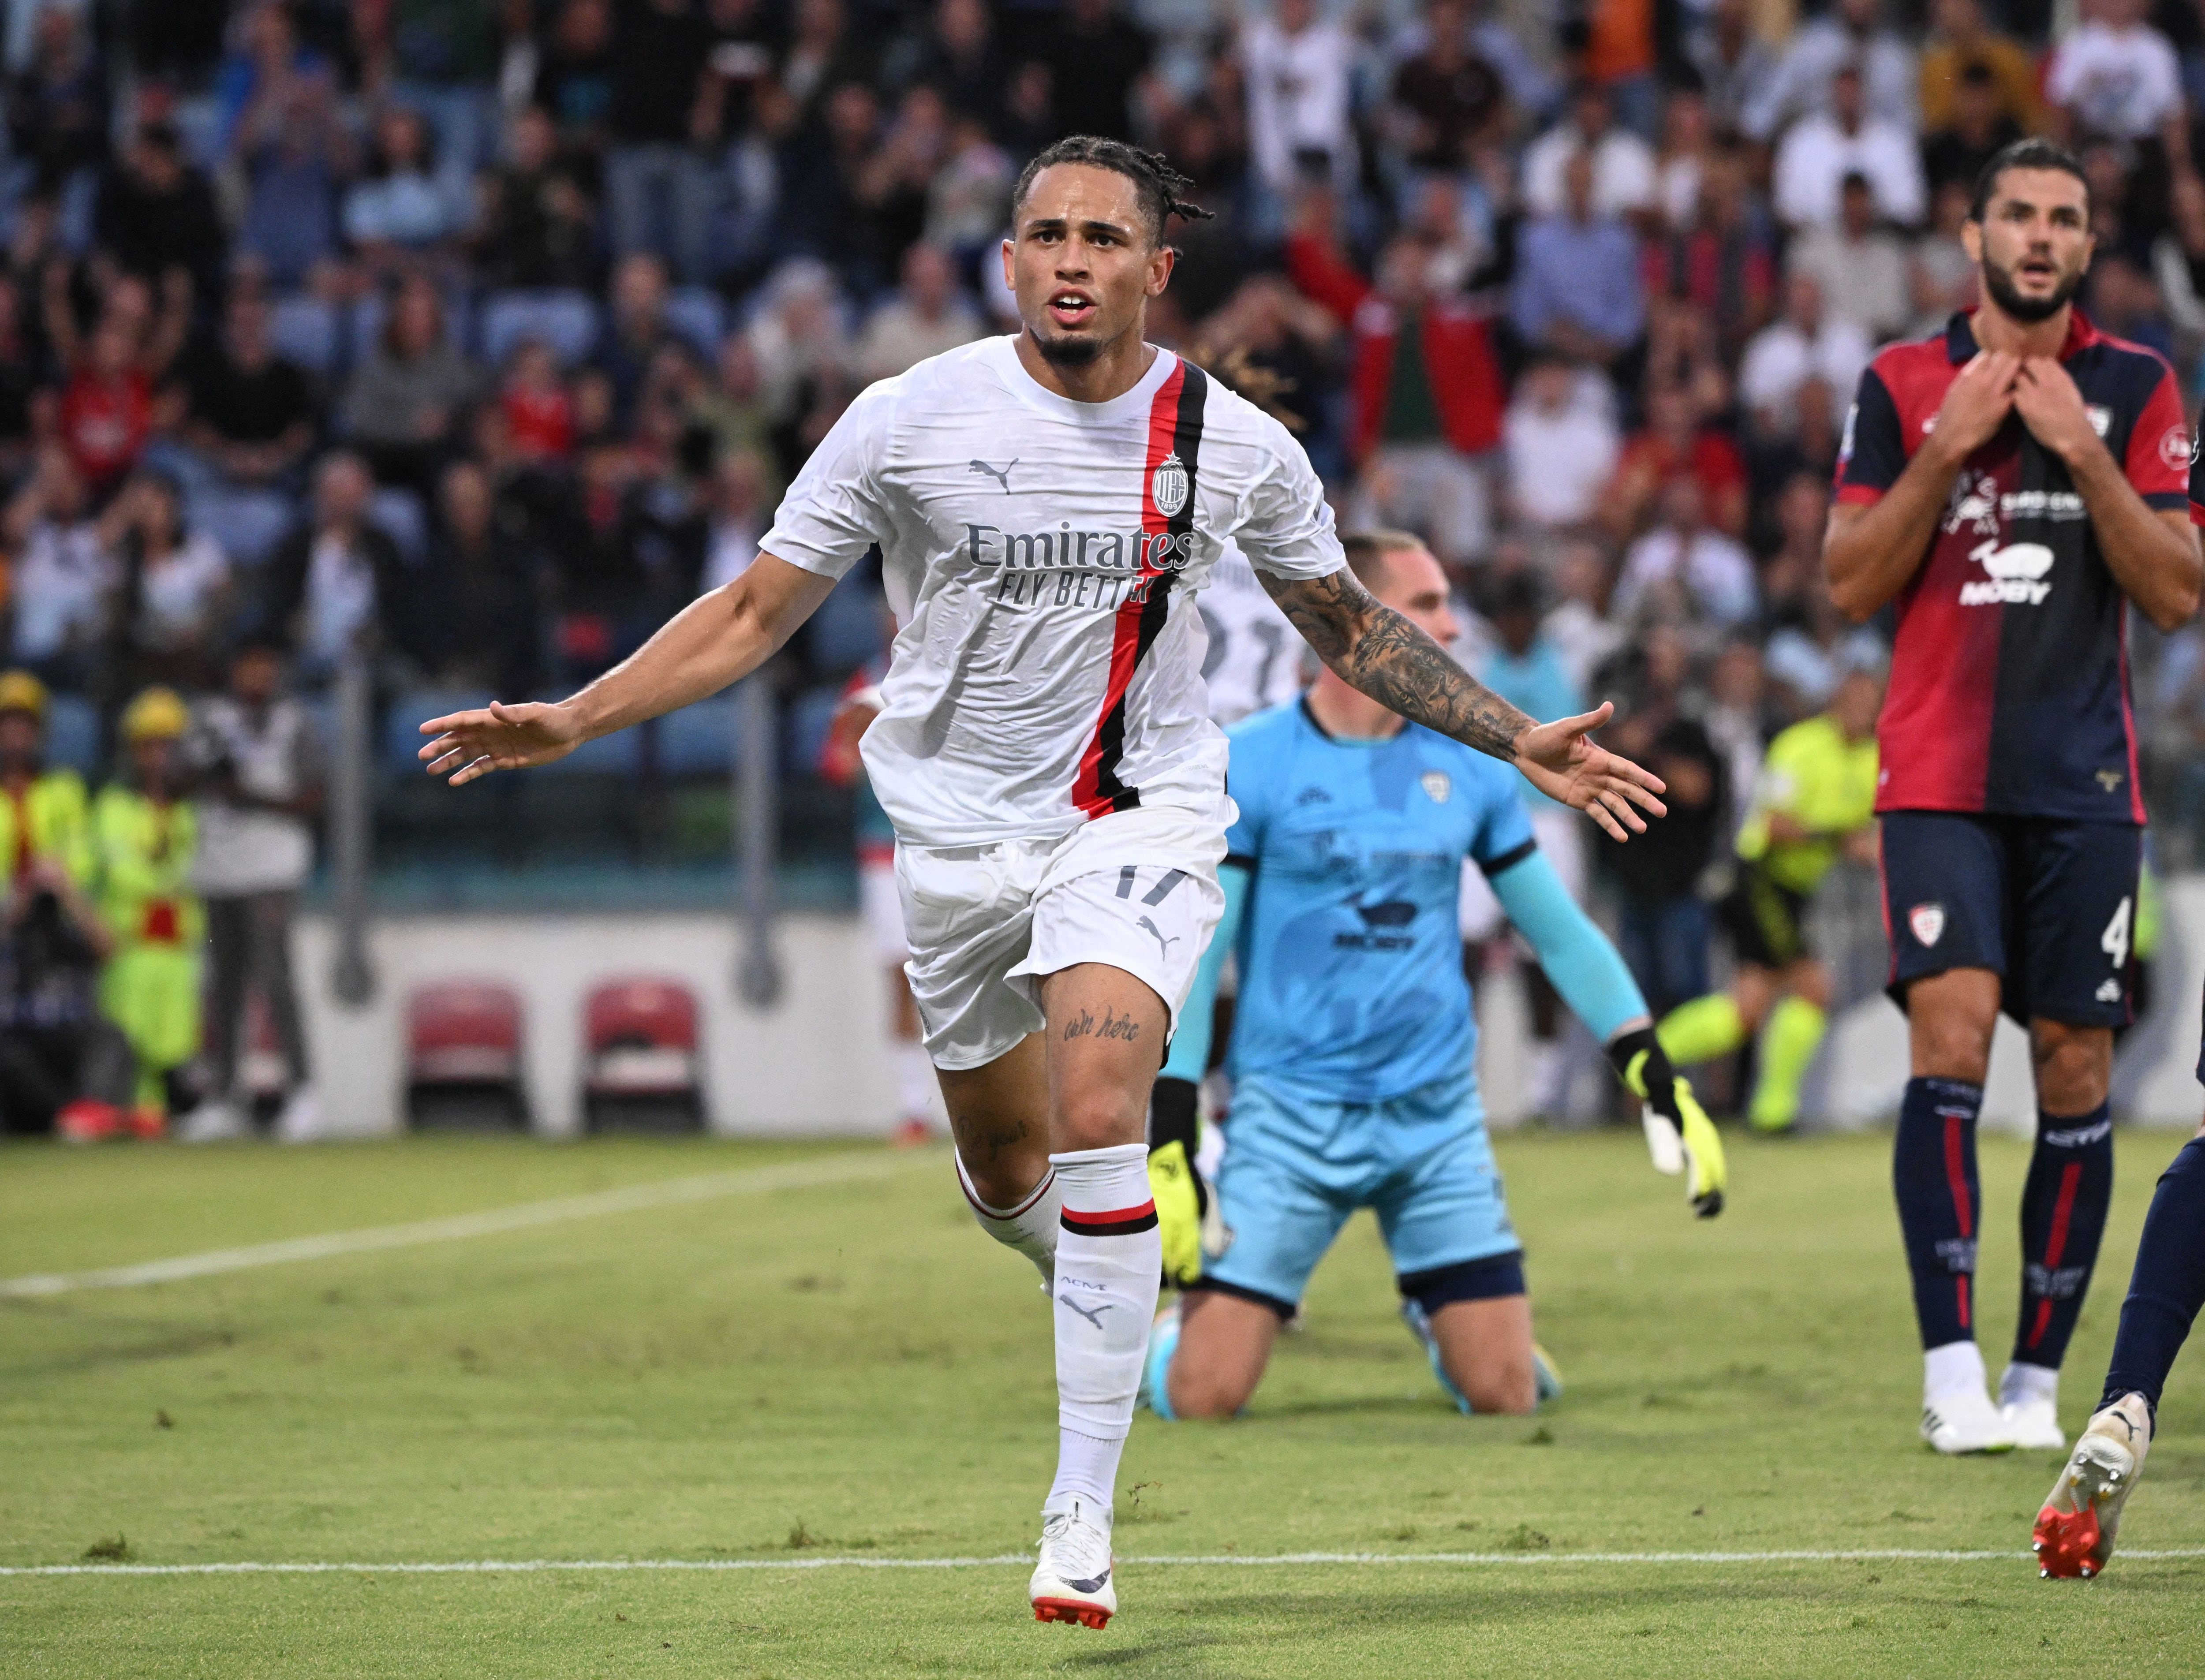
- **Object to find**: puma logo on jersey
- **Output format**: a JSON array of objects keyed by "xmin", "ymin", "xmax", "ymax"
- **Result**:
[
  {"xmin": 968, "ymin": 458, "xmax": 1017, "ymax": 491},
  {"xmin": 1960, "ymin": 539, "xmax": 2053, "ymax": 606}
]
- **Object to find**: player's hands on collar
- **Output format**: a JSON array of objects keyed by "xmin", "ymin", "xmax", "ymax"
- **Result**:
[{"xmin": 2012, "ymin": 355, "xmax": 2104, "ymax": 468}]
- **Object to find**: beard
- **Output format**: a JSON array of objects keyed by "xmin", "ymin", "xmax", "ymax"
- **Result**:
[
  {"xmin": 1033, "ymin": 326, "xmax": 1106, "ymax": 366},
  {"xmin": 1981, "ymin": 250, "xmax": 2082, "ymax": 323}
]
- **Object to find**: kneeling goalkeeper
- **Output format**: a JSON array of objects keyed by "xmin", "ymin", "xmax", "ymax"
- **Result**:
[{"xmin": 1142, "ymin": 532, "xmax": 1725, "ymax": 1420}]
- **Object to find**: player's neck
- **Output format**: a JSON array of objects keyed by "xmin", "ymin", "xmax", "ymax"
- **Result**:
[
  {"xmin": 1305, "ymin": 676, "xmax": 1406, "ymax": 743},
  {"xmin": 1971, "ymin": 297, "xmax": 2071, "ymax": 361},
  {"xmin": 1012, "ymin": 327, "xmax": 1159, "ymax": 404}
]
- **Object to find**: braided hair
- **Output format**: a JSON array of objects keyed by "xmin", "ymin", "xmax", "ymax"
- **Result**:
[{"xmin": 1010, "ymin": 137, "xmax": 1215, "ymax": 249}]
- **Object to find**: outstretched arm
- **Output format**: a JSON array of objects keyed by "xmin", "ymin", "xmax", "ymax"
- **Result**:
[
  {"xmin": 1260, "ymin": 567, "xmax": 1667, "ymax": 840},
  {"xmin": 419, "ymin": 553, "xmax": 836, "ymax": 784}
]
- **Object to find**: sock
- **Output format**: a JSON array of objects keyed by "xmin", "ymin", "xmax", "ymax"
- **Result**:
[
  {"xmin": 2101, "ymin": 1135, "xmax": 2205, "ymax": 1420},
  {"xmin": 1893, "ymin": 1076, "xmax": 1984, "ymax": 1350},
  {"xmin": 892, "ymin": 1042, "xmax": 937, "ymax": 1122},
  {"xmin": 2012, "ymin": 1103, "xmax": 2115, "ymax": 1372},
  {"xmin": 1748, "ymin": 997, "xmax": 1827, "ymax": 1130},
  {"xmin": 2000, "ymin": 1359, "xmax": 2059, "ymax": 1410},
  {"xmin": 1657, "ymin": 994, "xmax": 1748, "ymax": 1068},
  {"xmin": 1925, "ymin": 1338, "xmax": 1987, "ymax": 1402},
  {"xmin": 955, "ymin": 1151, "xmax": 1059, "ymax": 1286},
  {"xmin": 1046, "ymin": 1142, "xmax": 1162, "ymax": 1515}
]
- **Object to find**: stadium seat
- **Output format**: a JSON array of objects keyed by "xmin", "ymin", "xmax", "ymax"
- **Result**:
[
  {"xmin": 657, "ymin": 697, "xmax": 741, "ymax": 776},
  {"xmin": 370, "ymin": 486, "xmax": 428, "ymax": 563},
  {"xmin": 269, "ymin": 295, "xmax": 342, "ymax": 377},
  {"xmin": 480, "ymin": 289, "xmax": 601, "ymax": 368},
  {"xmin": 663, "ymin": 287, "xmax": 726, "ymax": 360},
  {"xmin": 44, "ymin": 694, "xmax": 98, "ymax": 776},
  {"xmin": 406, "ymin": 979, "xmax": 527, "ymax": 1130},
  {"xmin": 582, "ymin": 976, "xmax": 702, "ymax": 1132},
  {"xmin": 191, "ymin": 487, "xmax": 296, "ymax": 567}
]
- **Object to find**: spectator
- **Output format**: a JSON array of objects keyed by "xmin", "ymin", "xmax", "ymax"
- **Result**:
[
  {"xmin": 1787, "ymin": 172, "xmax": 1914, "ymax": 342},
  {"xmin": 502, "ymin": 339, "xmax": 577, "ymax": 463},
  {"xmin": 2085, "ymin": 251, "xmax": 2178, "ymax": 364},
  {"xmin": 774, "ymin": 80, "xmax": 892, "ymax": 293},
  {"xmin": 854, "ymin": 243, "xmax": 983, "ymax": 385},
  {"xmin": 1044, "ymin": 0, "xmax": 1155, "ymax": 146},
  {"xmin": 93, "ymin": 121, "xmax": 226, "ymax": 302},
  {"xmin": 1241, "ymin": 0, "xmax": 1352, "ymax": 201},
  {"xmin": 1909, "ymin": 179, "xmax": 1977, "ymax": 334},
  {"xmin": 44, "ymin": 263, "xmax": 191, "ymax": 502},
  {"xmin": 1919, "ymin": 59, "xmax": 2023, "ymax": 198},
  {"xmin": 3, "ymin": 451, "xmax": 111, "ymax": 689},
  {"xmin": 1684, "ymin": 0, "xmax": 1779, "ymax": 139},
  {"xmin": 1502, "ymin": 355, "xmax": 1618, "ymax": 530},
  {"xmin": 1608, "ymin": 381, "xmax": 1749, "ymax": 540},
  {"xmin": 1521, "ymin": 80, "xmax": 1656, "ymax": 221},
  {"xmin": 595, "ymin": 252, "xmax": 685, "ymax": 429},
  {"xmin": 534, "ymin": 0, "xmax": 619, "ymax": 149},
  {"xmin": 1189, "ymin": 274, "xmax": 1343, "ymax": 468},
  {"xmin": 479, "ymin": 105, "xmax": 601, "ymax": 292},
  {"xmin": 0, "ymin": 275, "xmax": 45, "ymax": 483},
  {"xmin": 1743, "ymin": 0, "xmax": 1918, "ymax": 144},
  {"xmin": 177, "ymin": 288, "xmax": 318, "ymax": 489},
  {"xmin": 744, "ymin": 260, "xmax": 854, "ymax": 435},
  {"xmin": 1387, "ymin": 0, "xmax": 1507, "ymax": 172},
  {"xmin": 1757, "ymin": 470, "xmax": 1835, "ymax": 629},
  {"xmin": 688, "ymin": 331, "xmax": 778, "ymax": 484},
  {"xmin": 365, "ymin": 0, "xmax": 509, "ymax": 188},
  {"xmin": 342, "ymin": 105, "xmax": 467, "ymax": 274},
  {"xmin": 98, "ymin": 469, "xmax": 232, "ymax": 696},
  {"xmin": 337, "ymin": 275, "xmax": 478, "ymax": 495},
  {"xmin": 262, "ymin": 452, "xmax": 407, "ymax": 679},
  {"xmin": 93, "ymin": 685, "xmax": 202, "ymax": 1135},
  {"xmin": 925, "ymin": 115, "xmax": 1015, "ymax": 263},
  {"xmin": 1644, "ymin": 148, "xmax": 1778, "ymax": 358},
  {"xmin": 1613, "ymin": 474, "xmax": 1758, "ymax": 628},
  {"xmin": 1653, "ymin": 84, "xmax": 1714, "ymax": 234},
  {"xmin": 896, "ymin": 0, "xmax": 1006, "ymax": 135},
  {"xmin": 1772, "ymin": 62, "xmax": 1926, "ymax": 231},
  {"xmin": 181, "ymin": 641, "xmax": 324, "ymax": 1144},
  {"xmin": 604, "ymin": 0, "xmax": 720, "ymax": 285},
  {"xmin": 1702, "ymin": 638, "xmax": 1767, "ymax": 844},
  {"xmin": 701, "ymin": 448, "xmax": 772, "ymax": 591},
  {"xmin": 231, "ymin": 30, "xmax": 355, "ymax": 290},
  {"xmin": 1738, "ymin": 273, "xmax": 1870, "ymax": 440},
  {"xmin": 411, "ymin": 460, "xmax": 542, "ymax": 695},
  {"xmin": 852, "ymin": 84, "xmax": 954, "ymax": 282},
  {"xmin": 6, "ymin": 4, "xmax": 108, "ymax": 195},
  {"xmin": 1917, "ymin": 0, "xmax": 2040, "ymax": 138},
  {"xmin": 2045, "ymin": 0, "xmax": 2185, "ymax": 149},
  {"xmin": 1544, "ymin": 534, "xmax": 1625, "ymax": 689},
  {"xmin": 1512, "ymin": 151, "xmax": 1645, "ymax": 368}
]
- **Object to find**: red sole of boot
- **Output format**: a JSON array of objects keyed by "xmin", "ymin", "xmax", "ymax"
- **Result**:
[
  {"xmin": 1033, "ymin": 1598, "xmax": 1111, "ymax": 1629},
  {"xmin": 2033, "ymin": 1505, "xmax": 2104, "ymax": 1579}
]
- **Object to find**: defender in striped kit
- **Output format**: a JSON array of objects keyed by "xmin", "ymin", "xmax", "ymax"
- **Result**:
[{"xmin": 418, "ymin": 138, "xmax": 1667, "ymax": 1630}]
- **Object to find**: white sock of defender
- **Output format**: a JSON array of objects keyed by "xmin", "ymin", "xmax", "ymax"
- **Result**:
[
  {"xmin": 892, "ymin": 1041, "xmax": 937, "ymax": 1122},
  {"xmin": 1924, "ymin": 1339, "xmax": 1988, "ymax": 1403},
  {"xmin": 954, "ymin": 1151, "xmax": 1059, "ymax": 1286},
  {"xmin": 1046, "ymin": 1142, "xmax": 1162, "ymax": 1514}
]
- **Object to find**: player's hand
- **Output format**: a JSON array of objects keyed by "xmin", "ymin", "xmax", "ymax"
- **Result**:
[
  {"xmin": 1928, "ymin": 350, "xmax": 2020, "ymax": 463},
  {"xmin": 2013, "ymin": 355, "xmax": 2103, "ymax": 467},
  {"xmin": 1610, "ymin": 1027, "xmax": 1726, "ymax": 1219},
  {"xmin": 1512, "ymin": 702, "xmax": 1668, "ymax": 842},
  {"xmin": 1149, "ymin": 1139, "xmax": 1205, "ymax": 1287},
  {"xmin": 418, "ymin": 701, "xmax": 585, "ymax": 785}
]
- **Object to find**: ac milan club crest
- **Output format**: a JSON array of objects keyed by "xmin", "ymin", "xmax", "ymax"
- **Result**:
[
  {"xmin": 1151, "ymin": 452, "xmax": 1189, "ymax": 519},
  {"xmin": 1909, "ymin": 903, "xmax": 1946, "ymax": 948}
]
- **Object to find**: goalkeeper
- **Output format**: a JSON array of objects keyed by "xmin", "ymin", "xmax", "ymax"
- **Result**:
[{"xmin": 1142, "ymin": 532, "xmax": 1723, "ymax": 1421}]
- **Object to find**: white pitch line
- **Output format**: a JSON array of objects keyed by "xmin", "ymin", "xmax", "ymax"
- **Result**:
[
  {"xmin": 0, "ymin": 1150, "xmax": 932, "ymax": 1298},
  {"xmin": 9, "ymin": 1547, "xmax": 2205, "ymax": 1577}
]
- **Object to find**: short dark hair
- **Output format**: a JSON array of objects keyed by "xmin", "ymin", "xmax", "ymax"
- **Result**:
[
  {"xmin": 1010, "ymin": 136, "xmax": 1215, "ymax": 248},
  {"xmin": 1969, "ymin": 137, "xmax": 2090, "ymax": 224}
]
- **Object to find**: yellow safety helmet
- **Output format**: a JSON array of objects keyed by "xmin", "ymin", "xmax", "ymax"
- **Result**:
[
  {"xmin": 120, "ymin": 686, "xmax": 190, "ymax": 744},
  {"xmin": 0, "ymin": 668, "xmax": 49, "ymax": 720}
]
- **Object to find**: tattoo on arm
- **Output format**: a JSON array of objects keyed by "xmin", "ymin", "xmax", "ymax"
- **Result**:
[{"xmin": 1263, "ymin": 568, "xmax": 1533, "ymax": 760}]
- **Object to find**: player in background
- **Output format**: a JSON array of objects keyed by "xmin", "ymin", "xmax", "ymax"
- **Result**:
[
  {"xmin": 418, "ymin": 138, "xmax": 1667, "ymax": 1629},
  {"xmin": 2029, "ymin": 419, "xmax": 2205, "ymax": 1578},
  {"xmin": 1141, "ymin": 532, "xmax": 1726, "ymax": 1420},
  {"xmin": 1198, "ymin": 541, "xmax": 1307, "ymax": 727},
  {"xmin": 1656, "ymin": 663, "xmax": 1882, "ymax": 1134},
  {"xmin": 1824, "ymin": 138, "xmax": 2202, "ymax": 1455}
]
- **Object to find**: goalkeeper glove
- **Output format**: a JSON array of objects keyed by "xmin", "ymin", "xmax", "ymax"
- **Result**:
[
  {"xmin": 1148, "ymin": 1075, "xmax": 1208, "ymax": 1286},
  {"xmin": 1608, "ymin": 1026, "xmax": 1726, "ymax": 1219}
]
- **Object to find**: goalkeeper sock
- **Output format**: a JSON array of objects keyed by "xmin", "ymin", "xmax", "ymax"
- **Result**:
[
  {"xmin": 2101, "ymin": 1135, "xmax": 2205, "ymax": 1422},
  {"xmin": 955, "ymin": 1150, "xmax": 1059, "ymax": 1286},
  {"xmin": 1047, "ymin": 1143, "xmax": 1162, "ymax": 1512},
  {"xmin": 2013, "ymin": 1103, "xmax": 2115, "ymax": 1371},
  {"xmin": 1657, "ymin": 993, "xmax": 1748, "ymax": 1068},
  {"xmin": 1748, "ymin": 997, "xmax": 1827, "ymax": 1131},
  {"xmin": 1893, "ymin": 1076, "xmax": 1983, "ymax": 1350}
]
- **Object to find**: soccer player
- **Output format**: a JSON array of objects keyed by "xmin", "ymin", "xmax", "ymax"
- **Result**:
[
  {"xmin": 1139, "ymin": 531, "xmax": 1725, "ymax": 1421},
  {"xmin": 1824, "ymin": 137, "xmax": 2202, "ymax": 1455},
  {"xmin": 1656, "ymin": 663, "xmax": 1882, "ymax": 1134},
  {"xmin": 418, "ymin": 138, "xmax": 1665, "ymax": 1628}
]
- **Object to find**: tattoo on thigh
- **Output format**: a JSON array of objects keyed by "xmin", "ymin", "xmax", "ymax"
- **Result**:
[
  {"xmin": 1061, "ymin": 1007, "xmax": 1142, "ymax": 1044},
  {"xmin": 973, "ymin": 1120, "xmax": 1029, "ymax": 1154}
]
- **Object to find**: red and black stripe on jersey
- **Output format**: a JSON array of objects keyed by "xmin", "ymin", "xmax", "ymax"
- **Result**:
[
  {"xmin": 1835, "ymin": 310, "xmax": 2187, "ymax": 825},
  {"xmin": 1072, "ymin": 360, "xmax": 1208, "ymax": 818}
]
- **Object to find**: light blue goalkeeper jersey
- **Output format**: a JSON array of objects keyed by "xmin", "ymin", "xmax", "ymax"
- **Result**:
[{"xmin": 1222, "ymin": 698, "xmax": 1537, "ymax": 1103}]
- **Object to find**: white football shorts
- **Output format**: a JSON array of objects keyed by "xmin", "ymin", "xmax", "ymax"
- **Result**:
[{"xmin": 894, "ymin": 804, "xmax": 1228, "ymax": 1071}]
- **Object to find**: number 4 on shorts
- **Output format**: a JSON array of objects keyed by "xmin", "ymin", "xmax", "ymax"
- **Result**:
[{"xmin": 2101, "ymin": 896, "xmax": 2133, "ymax": 970}]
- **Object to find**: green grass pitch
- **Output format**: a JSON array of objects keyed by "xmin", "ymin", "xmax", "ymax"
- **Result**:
[{"xmin": 6, "ymin": 1125, "xmax": 2205, "ymax": 1677}]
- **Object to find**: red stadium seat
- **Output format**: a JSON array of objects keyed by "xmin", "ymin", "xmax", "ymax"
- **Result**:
[
  {"xmin": 583, "ymin": 977, "xmax": 703, "ymax": 1131},
  {"xmin": 407, "ymin": 981, "xmax": 527, "ymax": 1130}
]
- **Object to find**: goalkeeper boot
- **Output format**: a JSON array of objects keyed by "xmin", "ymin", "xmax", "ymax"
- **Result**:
[
  {"xmin": 2034, "ymin": 1393, "xmax": 2152, "ymax": 1579},
  {"xmin": 1138, "ymin": 1302, "xmax": 1181, "ymax": 1420},
  {"xmin": 1400, "ymin": 1299, "xmax": 1563, "ymax": 1413},
  {"xmin": 1031, "ymin": 1495, "xmax": 1116, "ymax": 1628}
]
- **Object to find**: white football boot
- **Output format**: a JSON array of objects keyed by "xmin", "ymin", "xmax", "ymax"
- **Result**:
[
  {"xmin": 176, "ymin": 1098, "xmax": 251, "ymax": 1144},
  {"xmin": 2034, "ymin": 1393, "xmax": 2153, "ymax": 1579},
  {"xmin": 2001, "ymin": 1396, "xmax": 2067, "ymax": 1451},
  {"xmin": 1030, "ymin": 1496, "xmax": 1116, "ymax": 1629},
  {"xmin": 274, "ymin": 1085, "xmax": 323, "ymax": 1143},
  {"xmin": 1921, "ymin": 1385, "xmax": 2017, "ymax": 1454}
]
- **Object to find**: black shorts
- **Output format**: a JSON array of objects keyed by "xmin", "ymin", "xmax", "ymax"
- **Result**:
[
  {"xmin": 1880, "ymin": 811, "xmax": 2141, "ymax": 1029},
  {"xmin": 1720, "ymin": 863, "xmax": 1812, "ymax": 969}
]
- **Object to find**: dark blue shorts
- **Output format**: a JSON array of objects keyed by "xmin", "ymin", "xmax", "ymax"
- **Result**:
[{"xmin": 1880, "ymin": 811, "xmax": 2141, "ymax": 1029}]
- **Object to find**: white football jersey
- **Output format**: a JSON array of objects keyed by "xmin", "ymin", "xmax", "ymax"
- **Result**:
[
  {"xmin": 1197, "ymin": 542, "xmax": 1307, "ymax": 726},
  {"xmin": 761, "ymin": 337, "xmax": 1344, "ymax": 847}
]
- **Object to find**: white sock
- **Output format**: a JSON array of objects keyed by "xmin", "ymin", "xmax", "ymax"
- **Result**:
[
  {"xmin": 2000, "ymin": 1360, "xmax": 2059, "ymax": 1410},
  {"xmin": 954, "ymin": 1151, "xmax": 1059, "ymax": 1286},
  {"xmin": 1046, "ymin": 1142, "xmax": 1161, "ymax": 1516},
  {"xmin": 892, "ymin": 1041, "xmax": 937, "ymax": 1121},
  {"xmin": 1924, "ymin": 1339, "xmax": 1987, "ymax": 1403}
]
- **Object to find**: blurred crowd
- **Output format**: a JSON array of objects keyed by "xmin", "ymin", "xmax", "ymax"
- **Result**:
[{"xmin": 2, "ymin": 0, "xmax": 2205, "ymax": 1133}]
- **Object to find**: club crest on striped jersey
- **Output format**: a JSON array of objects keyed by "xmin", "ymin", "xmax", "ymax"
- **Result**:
[
  {"xmin": 1909, "ymin": 902, "xmax": 1945, "ymax": 948},
  {"xmin": 1151, "ymin": 452, "xmax": 1190, "ymax": 518}
]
